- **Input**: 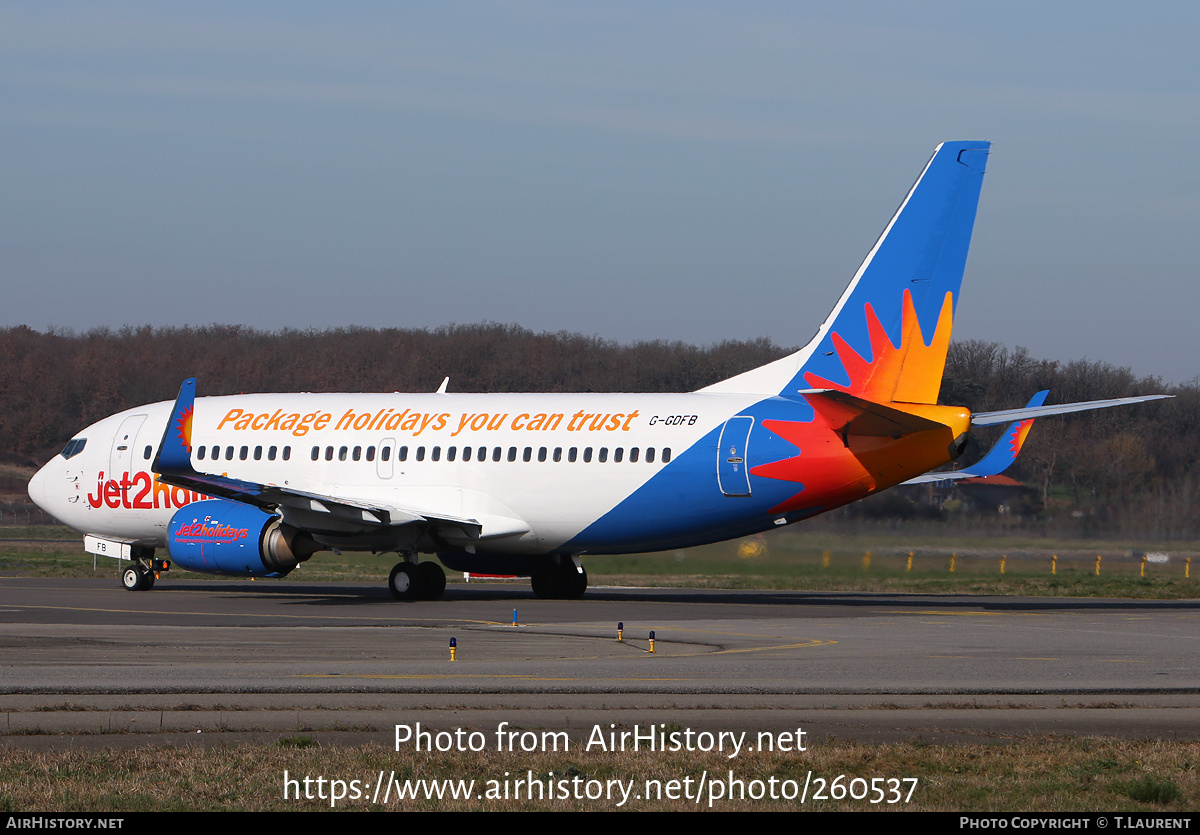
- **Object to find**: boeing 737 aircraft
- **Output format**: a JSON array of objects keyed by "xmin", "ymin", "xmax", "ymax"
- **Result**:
[{"xmin": 26, "ymin": 141, "xmax": 1167, "ymax": 600}]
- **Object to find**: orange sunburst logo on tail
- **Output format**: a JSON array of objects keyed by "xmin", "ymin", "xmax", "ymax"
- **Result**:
[
  {"xmin": 804, "ymin": 289, "xmax": 954, "ymax": 405},
  {"xmin": 176, "ymin": 405, "xmax": 193, "ymax": 452},
  {"xmin": 750, "ymin": 289, "xmax": 959, "ymax": 514}
]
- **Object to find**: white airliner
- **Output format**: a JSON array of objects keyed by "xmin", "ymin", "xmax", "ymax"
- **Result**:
[{"xmin": 26, "ymin": 141, "xmax": 1167, "ymax": 600}]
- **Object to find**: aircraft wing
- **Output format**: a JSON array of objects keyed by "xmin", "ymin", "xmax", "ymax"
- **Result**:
[
  {"xmin": 905, "ymin": 390, "xmax": 1048, "ymax": 485},
  {"xmin": 152, "ymin": 379, "xmax": 528, "ymax": 541}
]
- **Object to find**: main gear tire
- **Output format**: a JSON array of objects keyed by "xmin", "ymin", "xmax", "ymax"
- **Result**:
[
  {"xmin": 416, "ymin": 562, "xmax": 447, "ymax": 601},
  {"xmin": 530, "ymin": 568, "xmax": 561, "ymax": 599},
  {"xmin": 530, "ymin": 559, "xmax": 587, "ymax": 599},
  {"xmin": 560, "ymin": 565, "xmax": 587, "ymax": 599},
  {"xmin": 388, "ymin": 562, "xmax": 422, "ymax": 600}
]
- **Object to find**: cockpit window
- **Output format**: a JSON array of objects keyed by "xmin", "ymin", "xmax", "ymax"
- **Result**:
[{"xmin": 60, "ymin": 438, "xmax": 87, "ymax": 460}]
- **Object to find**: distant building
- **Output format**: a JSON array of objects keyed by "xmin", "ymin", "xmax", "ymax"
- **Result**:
[{"xmin": 905, "ymin": 473, "xmax": 1034, "ymax": 516}]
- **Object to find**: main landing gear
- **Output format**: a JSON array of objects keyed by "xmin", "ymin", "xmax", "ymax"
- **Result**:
[
  {"xmin": 388, "ymin": 558, "xmax": 447, "ymax": 601},
  {"xmin": 530, "ymin": 556, "xmax": 588, "ymax": 600}
]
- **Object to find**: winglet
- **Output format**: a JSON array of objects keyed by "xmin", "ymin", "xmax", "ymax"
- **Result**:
[
  {"xmin": 152, "ymin": 377, "xmax": 199, "ymax": 476},
  {"xmin": 904, "ymin": 390, "xmax": 1047, "ymax": 484}
]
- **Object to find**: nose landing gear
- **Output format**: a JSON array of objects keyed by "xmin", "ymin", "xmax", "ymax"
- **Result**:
[
  {"xmin": 120, "ymin": 552, "xmax": 169, "ymax": 591},
  {"xmin": 122, "ymin": 564, "xmax": 153, "ymax": 591}
]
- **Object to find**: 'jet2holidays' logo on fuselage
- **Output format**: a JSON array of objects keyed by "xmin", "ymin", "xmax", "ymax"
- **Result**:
[{"xmin": 173, "ymin": 516, "xmax": 250, "ymax": 543}]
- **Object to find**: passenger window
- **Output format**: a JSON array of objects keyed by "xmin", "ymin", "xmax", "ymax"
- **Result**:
[
  {"xmin": 352, "ymin": 446, "xmax": 361, "ymax": 461},
  {"xmin": 239, "ymin": 446, "xmax": 248, "ymax": 461},
  {"xmin": 416, "ymin": 447, "xmax": 426, "ymax": 462},
  {"xmin": 493, "ymin": 447, "xmax": 502, "ymax": 462},
  {"xmin": 479, "ymin": 446, "xmax": 487, "ymax": 461},
  {"xmin": 583, "ymin": 447, "xmax": 593, "ymax": 463},
  {"xmin": 537, "ymin": 447, "xmax": 547, "ymax": 462},
  {"xmin": 432, "ymin": 446, "xmax": 441, "ymax": 462},
  {"xmin": 283, "ymin": 446, "xmax": 291, "ymax": 461},
  {"xmin": 338, "ymin": 446, "xmax": 348, "ymax": 461},
  {"xmin": 399, "ymin": 446, "xmax": 408, "ymax": 462},
  {"xmin": 462, "ymin": 447, "xmax": 472, "ymax": 462},
  {"xmin": 382, "ymin": 446, "xmax": 391, "ymax": 462},
  {"xmin": 447, "ymin": 447, "xmax": 456, "ymax": 462},
  {"xmin": 311, "ymin": 447, "xmax": 319, "ymax": 461},
  {"xmin": 268, "ymin": 446, "xmax": 277, "ymax": 461},
  {"xmin": 613, "ymin": 448, "xmax": 623, "ymax": 463},
  {"xmin": 523, "ymin": 447, "xmax": 532, "ymax": 462},
  {"xmin": 143, "ymin": 445, "xmax": 152, "ymax": 460},
  {"xmin": 599, "ymin": 448, "xmax": 608, "ymax": 463},
  {"xmin": 630, "ymin": 447, "xmax": 639, "ymax": 463},
  {"xmin": 646, "ymin": 448, "xmax": 655, "ymax": 463},
  {"xmin": 254, "ymin": 446, "xmax": 262, "ymax": 461},
  {"xmin": 662, "ymin": 448, "xmax": 672, "ymax": 463},
  {"xmin": 507, "ymin": 447, "xmax": 517, "ymax": 462},
  {"xmin": 226, "ymin": 446, "xmax": 235, "ymax": 460},
  {"xmin": 568, "ymin": 447, "xmax": 577, "ymax": 462},
  {"xmin": 197, "ymin": 446, "xmax": 206, "ymax": 461},
  {"xmin": 325, "ymin": 446, "xmax": 334, "ymax": 461},
  {"xmin": 366, "ymin": 446, "xmax": 375, "ymax": 462},
  {"xmin": 553, "ymin": 447, "xmax": 562, "ymax": 462}
]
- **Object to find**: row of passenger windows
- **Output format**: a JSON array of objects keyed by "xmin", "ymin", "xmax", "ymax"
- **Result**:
[
  {"xmin": 165, "ymin": 445, "xmax": 294, "ymax": 462},
  {"xmin": 310, "ymin": 444, "xmax": 673, "ymax": 464},
  {"xmin": 141, "ymin": 442, "xmax": 672, "ymax": 466}
]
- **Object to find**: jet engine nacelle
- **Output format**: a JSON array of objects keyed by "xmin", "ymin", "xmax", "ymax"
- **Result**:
[{"xmin": 166, "ymin": 499, "xmax": 317, "ymax": 577}]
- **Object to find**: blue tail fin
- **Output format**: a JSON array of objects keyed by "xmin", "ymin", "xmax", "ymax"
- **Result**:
[{"xmin": 703, "ymin": 141, "xmax": 990, "ymax": 400}]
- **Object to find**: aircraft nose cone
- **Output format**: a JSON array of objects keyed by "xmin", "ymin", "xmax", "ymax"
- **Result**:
[{"xmin": 27, "ymin": 462, "xmax": 52, "ymax": 515}]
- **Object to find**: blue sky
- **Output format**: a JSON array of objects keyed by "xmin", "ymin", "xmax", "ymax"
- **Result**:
[{"xmin": 3, "ymin": 2, "xmax": 1198, "ymax": 383}]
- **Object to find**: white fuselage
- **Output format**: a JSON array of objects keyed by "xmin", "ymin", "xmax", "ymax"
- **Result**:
[{"xmin": 30, "ymin": 390, "xmax": 766, "ymax": 555}]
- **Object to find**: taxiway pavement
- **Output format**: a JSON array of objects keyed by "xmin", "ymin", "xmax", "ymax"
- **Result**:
[{"xmin": 3, "ymin": 578, "xmax": 1198, "ymax": 746}]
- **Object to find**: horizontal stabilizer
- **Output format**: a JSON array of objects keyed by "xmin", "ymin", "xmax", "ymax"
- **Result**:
[
  {"xmin": 971, "ymin": 394, "xmax": 1171, "ymax": 426},
  {"xmin": 802, "ymin": 389, "xmax": 947, "ymax": 437}
]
